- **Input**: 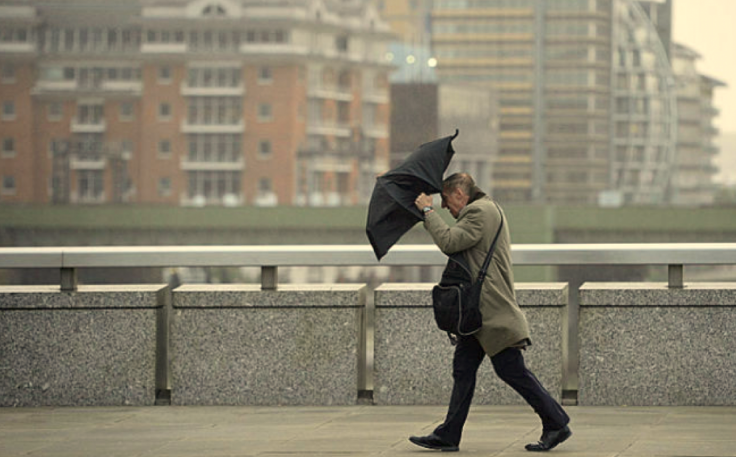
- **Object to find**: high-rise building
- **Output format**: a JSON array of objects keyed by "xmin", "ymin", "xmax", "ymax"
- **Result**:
[
  {"xmin": 669, "ymin": 43, "xmax": 725, "ymax": 206},
  {"xmin": 0, "ymin": 0, "xmax": 393, "ymax": 206},
  {"xmin": 429, "ymin": 0, "xmax": 678, "ymax": 205}
]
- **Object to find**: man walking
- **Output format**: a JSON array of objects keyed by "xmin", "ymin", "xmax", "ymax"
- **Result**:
[{"xmin": 410, "ymin": 173, "xmax": 571, "ymax": 452}]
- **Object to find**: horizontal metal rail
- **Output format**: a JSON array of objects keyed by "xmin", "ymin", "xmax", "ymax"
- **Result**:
[{"xmin": 2, "ymin": 243, "xmax": 735, "ymax": 290}]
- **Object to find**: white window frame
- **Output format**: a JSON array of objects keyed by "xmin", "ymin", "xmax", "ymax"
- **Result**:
[
  {"xmin": 158, "ymin": 65, "xmax": 172, "ymax": 84},
  {"xmin": 158, "ymin": 177, "xmax": 172, "ymax": 197},
  {"xmin": 158, "ymin": 102, "xmax": 172, "ymax": 121},
  {"xmin": 158, "ymin": 139, "xmax": 172, "ymax": 158},
  {"xmin": 258, "ymin": 140, "xmax": 272, "ymax": 159},
  {"xmin": 257, "ymin": 103, "xmax": 272, "ymax": 122},
  {"xmin": 48, "ymin": 102, "xmax": 63, "ymax": 121},
  {"xmin": 258, "ymin": 66, "xmax": 273, "ymax": 85},
  {"xmin": 1, "ymin": 175, "xmax": 16, "ymax": 195},
  {"xmin": 119, "ymin": 102, "xmax": 134, "ymax": 121},
  {"xmin": 258, "ymin": 177, "xmax": 272, "ymax": 194},
  {"xmin": 2, "ymin": 101, "xmax": 16, "ymax": 121},
  {"xmin": 2, "ymin": 137, "xmax": 15, "ymax": 158},
  {"xmin": 1, "ymin": 63, "xmax": 16, "ymax": 84}
]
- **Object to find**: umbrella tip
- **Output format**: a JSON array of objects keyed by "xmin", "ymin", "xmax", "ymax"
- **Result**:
[{"xmin": 452, "ymin": 129, "xmax": 459, "ymax": 139}]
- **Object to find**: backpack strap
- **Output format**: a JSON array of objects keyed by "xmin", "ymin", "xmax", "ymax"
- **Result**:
[{"xmin": 476, "ymin": 202, "xmax": 504, "ymax": 283}]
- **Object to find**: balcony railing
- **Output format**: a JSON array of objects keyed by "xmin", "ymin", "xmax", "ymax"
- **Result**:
[
  {"xmin": 180, "ymin": 158, "xmax": 245, "ymax": 171},
  {"xmin": 71, "ymin": 118, "xmax": 106, "ymax": 133},
  {"xmin": 180, "ymin": 82, "xmax": 245, "ymax": 97},
  {"xmin": 180, "ymin": 120, "xmax": 245, "ymax": 134}
]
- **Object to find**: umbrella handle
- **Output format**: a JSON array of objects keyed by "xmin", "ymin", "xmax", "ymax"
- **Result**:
[{"xmin": 451, "ymin": 129, "xmax": 459, "ymax": 140}]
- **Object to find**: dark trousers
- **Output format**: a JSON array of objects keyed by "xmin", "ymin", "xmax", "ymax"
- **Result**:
[{"xmin": 433, "ymin": 335, "xmax": 569, "ymax": 446}]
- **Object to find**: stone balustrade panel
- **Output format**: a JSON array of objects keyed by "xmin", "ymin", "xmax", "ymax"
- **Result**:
[
  {"xmin": 374, "ymin": 283, "xmax": 567, "ymax": 405},
  {"xmin": 0, "ymin": 285, "xmax": 168, "ymax": 407},
  {"xmin": 171, "ymin": 284, "xmax": 365, "ymax": 406},
  {"xmin": 579, "ymin": 283, "xmax": 736, "ymax": 406}
]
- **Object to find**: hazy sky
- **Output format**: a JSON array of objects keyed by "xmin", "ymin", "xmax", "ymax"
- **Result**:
[{"xmin": 673, "ymin": 0, "xmax": 736, "ymax": 133}]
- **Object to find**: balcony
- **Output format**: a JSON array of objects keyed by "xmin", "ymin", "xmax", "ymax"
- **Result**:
[
  {"xmin": 307, "ymin": 85, "xmax": 353, "ymax": 102},
  {"xmin": 306, "ymin": 121, "xmax": 351, "ymax": 137},
  {"xmin": 239, "ymin": 43, "xmax": 309, "ymax": 56},
  {"xmin": 180, "ymin": 158, "xmax": 244, "ymax": 171},
  {"xmin": 180, "ymin": 120, "xmax": 245, "ymax": 134},
  {"xmin": 70, "ymin": 155, "xmax": 106, "ymax": 170},
  {"xmin": 71, "ymin": 118, "xmax": 106, "ymax": 133},
  {"xmin": 33, "ymin": 80, "xmax": 77, "ymax": 93},
  {"xmin": 0, "ymin": 42, "xmax": 36, "ymax": 54},
  {"xmin": 141, "ymin": 42, "xmax": 187, "ymax": 54},
  {"xmin": 101, "ymin": 80, "xmax": 143, "ymax": 94},
  {"xmin": 180, "ymin": 83, "xmax": 245, "ymax": 97},
  {"xmin": 363, "ymin": 124, "xmax": 389, "ymax": 139}
]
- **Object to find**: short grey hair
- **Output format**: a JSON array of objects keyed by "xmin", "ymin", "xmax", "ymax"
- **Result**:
[{"xmin": 442, "ymin": 173, "xmax": 475, "ymax": 196}]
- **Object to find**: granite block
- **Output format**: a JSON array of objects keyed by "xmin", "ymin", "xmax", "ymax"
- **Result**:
[
  {"xmin": 0, "ymin": 285, "xmax": 168, "ymax": 407},
  {"xmin": 171, "ymin": 284, "xmax": 365, "ymax": 406},
  {"xmin": 579, "ymin": 283, "xmax": 736, "ymax": 406},
  {"xmin": 373, "ymin": 283, "xmax": 567, "ymax": 405},
  {"xmin": 173, "ymin": 284, "xmax": 364, "ymax": 308}
]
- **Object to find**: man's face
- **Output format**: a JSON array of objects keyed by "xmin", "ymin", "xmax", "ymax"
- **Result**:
[{"xmin": 441, "ymin": 187, "xmax": 466, "ymax": 219}]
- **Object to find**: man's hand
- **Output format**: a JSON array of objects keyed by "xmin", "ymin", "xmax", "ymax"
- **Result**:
[{"xmin": 415, "ymin": 193, "xmax": 433, "ymax": 211}]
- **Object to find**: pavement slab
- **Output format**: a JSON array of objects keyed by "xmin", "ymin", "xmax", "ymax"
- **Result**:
[{"xmin": 0, "ymin": 406, "xmax": 735, "ymax": 457}]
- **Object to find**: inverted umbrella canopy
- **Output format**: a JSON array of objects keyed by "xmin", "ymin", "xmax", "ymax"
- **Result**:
[{"xmin": 366, "ymin": 129, "xmax": 459, "ymax": 260}]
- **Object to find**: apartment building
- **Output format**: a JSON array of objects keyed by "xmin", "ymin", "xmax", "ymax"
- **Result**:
[
  {"xmin": 669, "ymin": 43, "xmax": 725, "ymax": 206},
  {"xmin": 0, "ymin": 0, "xmax": 393, "ymax": 206},
  {"xmin": 423, "ymin": 0, "xmax": 679, "ymax": 205}
]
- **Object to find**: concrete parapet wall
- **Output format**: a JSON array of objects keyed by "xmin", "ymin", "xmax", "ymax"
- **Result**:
[
  {"xmin": 0, "ymin": 285, "xmax": 168, "ymax": 407},
  {"xmin": 373, "ymin": 283, "xmax": 567, "ymax": 405},
  {"xmin": 579, "ymin": 283, "xmax": 736, "ymax": 406},
  {"xmin": 171, "ymin": 284, "xmax": 365, "ymax": 406}
]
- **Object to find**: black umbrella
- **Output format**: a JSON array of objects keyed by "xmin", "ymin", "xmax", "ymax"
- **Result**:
[{"xmin": 366, "ymin": 129, "xmax": 459, "ymax": 260}]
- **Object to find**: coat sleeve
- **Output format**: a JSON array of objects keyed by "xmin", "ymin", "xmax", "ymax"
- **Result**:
[{"xmin": 423, "ymin": 205, "xmax": 485, "ymax": 255}]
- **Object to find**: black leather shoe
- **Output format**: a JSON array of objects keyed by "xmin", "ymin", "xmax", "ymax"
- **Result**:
[
  {"xmin": 525, "ymin": 425, "xmax": 572, "ymax": 452},
  {"xmin": 409, "ymin": 433, "xmax": 459, "ymax": 452}
]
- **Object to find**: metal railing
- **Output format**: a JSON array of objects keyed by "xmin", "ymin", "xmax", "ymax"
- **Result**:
[{"xmin": 2, "ymin": 243, "xmax": 735, "ymax": 291}]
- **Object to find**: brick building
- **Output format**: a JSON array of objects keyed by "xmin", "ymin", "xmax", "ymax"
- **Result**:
[{"xmin": 0, "ymin": 0, "xmax": 393, "ymax": 206}]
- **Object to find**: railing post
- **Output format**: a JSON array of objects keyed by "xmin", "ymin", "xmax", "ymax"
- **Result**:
[
  {"xmin": 668, "ymin": 264, "xmax": 684, "ymax": 288},
  {"xmin": 60, "ymin": 267, "xmax": 78, "ymax": 292},
  {"xmin": 261, "ymin": 266, "xmax": 278, "ymax": 291}
]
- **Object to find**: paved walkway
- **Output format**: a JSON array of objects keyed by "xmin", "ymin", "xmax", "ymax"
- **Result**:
[{"xmin": 1, "ymin": 405, "xmax": 735, "ymax": 457}]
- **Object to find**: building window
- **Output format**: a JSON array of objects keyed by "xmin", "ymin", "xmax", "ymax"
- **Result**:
[
  {"xmin": 2, "ymin": 101, "xmax": 16, "ymax": 120},
  {"xmin": 158, "ymin": 139, "xmax": 172, "ymax": 158},
  {"xmin": 336, "ymin": 35, "xmax": 349, "ymax": 53},
  {"xmin": 2, "ymin": 138, "xmax": 15, "ymax": 157},
  {"xmin": 158, "ymin": 66, "xmax": 172, "ymax": 84},
  {"xmin": 119, "ymin": 102, "xmax": 134, "ymax": 121},
  {"xmin": 159, "ymin": 102, "xmax": 172, "ymax": 120},
  {"xmin": 120, "ymin": 140, "xmax": 134, "ymax": 157},
  {"xmin": 258, "ymin": 140, "xmax": 272, "ymax": 158},
  {"xmin": 258, "ymin": 177, "xmax": 272, "ymax": 194},
  {"xmin": 77, "ymin": 170, "xmax": 104, "ymax": 201},
  {"xmin": 258, "ymin": 103, "xmax": 272, "ymax": 122},
  {"xmin": 1, "ymin": 64, "xmax": 15, "ymax": 83},
  {"xmin": 158, "ymin": 177, "xmax": 172, "ymax": 196},
  {"xmin": 48, "ymin": 102, "xmax": 63, "ymax": 121},
  {"xmin": 2, "ymin": 175, "xmax": 16, "ymax": 195},
  {"xmin": 258, "ymin": 67, "xmax": 273, "ymax": 84}
]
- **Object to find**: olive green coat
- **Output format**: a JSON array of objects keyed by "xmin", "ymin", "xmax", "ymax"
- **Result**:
[{"xmin": 423, "ymin": 195, "xmax": 530, "ymax": 356}]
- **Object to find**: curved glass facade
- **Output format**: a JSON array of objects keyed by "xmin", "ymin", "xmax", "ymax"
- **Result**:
[{"xmin": 611, "ymin": 0, "xmax": 677, "ymax": 204}]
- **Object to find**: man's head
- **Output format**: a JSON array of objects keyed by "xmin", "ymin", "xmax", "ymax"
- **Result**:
[{"xmin": 441, "ymin": 173, "xmax": 474, "ymax": 219}]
